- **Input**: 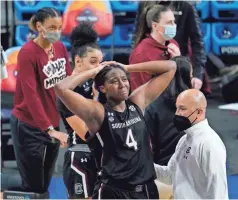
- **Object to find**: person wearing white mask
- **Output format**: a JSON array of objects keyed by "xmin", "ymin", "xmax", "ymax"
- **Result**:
[
  {"xmin": 132, "ymin": 1, "xmax": 207, "ymax": 92},
  {"xmin": 154, "ymin": 89, "xmax": 229, "ymax": 199},
  {"xmin": 129, "ymin": 4, "xmax": 180, "ymax": 91}
]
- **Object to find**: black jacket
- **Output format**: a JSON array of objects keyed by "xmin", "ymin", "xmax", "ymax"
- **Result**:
[
  {"xmin": 145, "ymin": 94, "xmax": 185, "ymax": 165},
  {"xmin": 132, "ymin": 1, "xmax": 206, "ymax": 80}
]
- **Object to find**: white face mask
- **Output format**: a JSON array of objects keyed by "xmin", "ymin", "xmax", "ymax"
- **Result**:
[
  {"xmin": 42, "ymin": 26, "xmax": 61, "ymax": 43},
  {"xmin": 160, "ymin": 24, "xmax": 177, "ymax": 40}
]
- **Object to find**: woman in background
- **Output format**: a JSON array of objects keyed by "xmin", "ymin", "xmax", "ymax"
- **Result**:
[{"xmin": 129, "ymin": 4, "xmax": 180, "ymax": 91}]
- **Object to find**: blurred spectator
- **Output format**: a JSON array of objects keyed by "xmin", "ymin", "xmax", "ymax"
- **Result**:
[
  {"xmin": 132, "ymin": 1, "xmax": 208, "ymax": 92},
  {"xmin": 129, "ymin": 4, "xmax": 180, "ymax": 91}
]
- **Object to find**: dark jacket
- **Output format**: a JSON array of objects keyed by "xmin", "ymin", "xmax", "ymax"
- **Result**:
[
  {"xmin": 132, "ymin": 1, "xmax": 206, "ymax": 80},
  {"xmin": 144, "ymin": 93, "xmax": 185, "ymax": 165}
]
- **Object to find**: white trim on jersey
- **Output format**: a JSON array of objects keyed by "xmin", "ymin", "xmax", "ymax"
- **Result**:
[
  {"xmin": 145, "ymin": 184, "xmax": 149, "ymax": 199},
  {"xmin": 42, "ymin": 146, "xmax": 47, "ymax": 167},
  {"xmin": 96, "ymin": 132, "xmax": 104, "ymax": 168},
  {"xmin": 96, "ymin": 132, "xmax": 104, "ymax": 147},
  {"xmin": 70, "ymin": 152, "xmax": 88, "ymax": 198},
  {"xmin": 98, "ymin": 183, "xmax": 103, "ymax": 200},
  {"xmin": 72, "ymin": 131, "xmax": 77, "ymax": 145}
]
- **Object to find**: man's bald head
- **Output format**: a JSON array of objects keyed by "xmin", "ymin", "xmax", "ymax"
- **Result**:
[
  {"xmin": 175, "ymin": 89, "xmax": 207, "ymax": 124},
  {"xmin": 177, "ymin": 89, "xmax": 207, "ymax": 110}
]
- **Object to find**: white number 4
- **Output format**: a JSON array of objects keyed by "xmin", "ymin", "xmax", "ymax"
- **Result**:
[{"xmin": 126, "ymin": 129, "xmax": 138, "ymax": 151}]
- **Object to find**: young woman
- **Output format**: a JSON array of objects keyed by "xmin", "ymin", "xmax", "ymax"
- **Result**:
[
  {"xmin": 129, "ymin": 4, "xmax": 180, "ymax": 91},
  {"xmin": 10, "ymin": 7, "xmax": 71, "ymax": 194},
  {"xmin": 132, "ymin": 1, "xmax": 206, "ymax": 91},
  {"xmin": 57, "ymin": 23, "xmax": 104, "ymax": 199},
  {"xmin": 55, "ymin": 58, "xmax": 176, "ymax": 198}
]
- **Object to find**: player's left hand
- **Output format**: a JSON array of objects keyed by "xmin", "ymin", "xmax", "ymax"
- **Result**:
[
  {"xmin": 100, "ymin": 61, "xmax": 117, "ymax": 66},
  {"xmin": 191, "ymin": 77, "xmax": 203, "ymax": 90},
  {"xmin": 115, "ymin": 62, "xmax": 128, "ymax": 71}
]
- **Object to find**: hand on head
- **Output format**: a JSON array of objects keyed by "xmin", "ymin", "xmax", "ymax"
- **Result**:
[{"xmin": 99, "ymin": 61, "xmax": 127, "ymax": 71}]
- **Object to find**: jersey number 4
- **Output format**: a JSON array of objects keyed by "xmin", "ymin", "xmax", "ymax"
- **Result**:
[{"xmin": 126, "ymin": 129, "xmax": 138, "ymax": 151}]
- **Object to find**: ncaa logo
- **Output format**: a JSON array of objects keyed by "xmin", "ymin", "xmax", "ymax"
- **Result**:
[{"xmin": 75, "ymin": 183, "xmax": 83, "ymax": 195}]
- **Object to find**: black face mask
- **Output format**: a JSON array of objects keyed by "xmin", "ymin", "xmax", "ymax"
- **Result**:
[{"xmin": 173, "ymin": 109, "xmax": 198, "ymax": 132}]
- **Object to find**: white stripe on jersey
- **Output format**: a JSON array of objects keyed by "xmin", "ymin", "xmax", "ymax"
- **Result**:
[
  {"xmin": 96, "ymin": 132, "xmax": 104, "ymax": 147},
  {"xmin": 72, "ymin": 131, "xmax": 77, "ymax": 145},
  {"xmin": 70, "ymin": 152, "xmax": 88, "ymax": 198}
]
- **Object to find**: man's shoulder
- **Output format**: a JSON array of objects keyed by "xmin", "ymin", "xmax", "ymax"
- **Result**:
[{"xmin": 200, "ymin": 129, "xmax": 226, "ymax": 154}]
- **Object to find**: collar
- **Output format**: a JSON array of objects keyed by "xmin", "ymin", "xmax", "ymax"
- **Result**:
[
  {"xmin": 143, "ymin": 34, "xmax": 170, "ymax": 50},
  {"xmin": 185, "ymin": 119, "xmax": 209, "ymax": 139}
]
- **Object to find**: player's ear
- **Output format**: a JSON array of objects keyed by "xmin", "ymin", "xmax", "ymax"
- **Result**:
[
  {"xmin": 74, "ymin": 55, "xmax": 83, "ymax": 68},
  {"xmin": 197, "ymin": 108, "xmax": 203, "ymax": 115},
  {"xmin": 99, "ymin": 85, "xmax": 106, "ymax": 94}
]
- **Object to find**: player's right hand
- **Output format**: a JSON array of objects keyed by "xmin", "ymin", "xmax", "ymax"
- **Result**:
[
  {"xmin": 49, "ymin": 130, "xmax": 68, "ymax": 148},
  {"xmin": 167, "ymin": 43, "xmax": 181, "ymax": 58}
]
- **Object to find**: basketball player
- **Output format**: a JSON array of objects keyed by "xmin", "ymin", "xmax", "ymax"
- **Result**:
[
  {"xmin": 57, "ymin": 23, "xmax": 104, "ymax": 199},
  {"xmin": 55, "ymin": 57, "xmax": 177, "ymax": 198}
]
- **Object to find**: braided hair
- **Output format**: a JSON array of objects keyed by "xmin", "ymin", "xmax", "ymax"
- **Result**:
[{"xmin": 94, "ymin": 65, "xmax": 130, "ymax": 104}]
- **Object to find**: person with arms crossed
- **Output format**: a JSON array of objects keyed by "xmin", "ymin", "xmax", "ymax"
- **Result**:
[
  {"xmin": 57, "ymin": 23, "xmax": 104, "ymax": 199},
  {"xmin": 154, "ymin": 89, "xmax": 228, "ymax": 199},
  {"xmin": 55, "ymin": 59, "xmax": 177, "ymax": 199},
  {"xmin": 7, "ymin": 7, "xmax": 71, "ymax": 197}
]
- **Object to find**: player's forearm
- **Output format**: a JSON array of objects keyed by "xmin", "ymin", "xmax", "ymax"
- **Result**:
[
  {"xmin": 55, "ymin": 68, "xmax": 98, "ymax": 92},
  {"xmin": 66, "ymin": 115, "xmax": 88, "ymax": 141},
  {"xmin": 126, "ymin": 60, "xmax": 176, "ymax": 74},
  {"xmin": 154, "ymin": 163, "xmax": 173, "ymax": 185}
]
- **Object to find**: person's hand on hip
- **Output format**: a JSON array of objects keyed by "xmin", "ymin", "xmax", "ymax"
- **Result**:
[{"xmin": 49, "ymin": 130, "xmax": 68, "ymax": 148}]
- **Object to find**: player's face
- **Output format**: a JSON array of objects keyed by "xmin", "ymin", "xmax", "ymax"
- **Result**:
[
  {"xmin": 103, "ymin": 68, "xmax": 130, "ymax": 101},
  {"xmin": 75, "ymin": 49, "xmax": 103, "ymax": 71}
]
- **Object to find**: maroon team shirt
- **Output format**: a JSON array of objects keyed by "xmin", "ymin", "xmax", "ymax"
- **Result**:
[
  {"xmin": 12, "ymin": 40, "xmax": 72, "ymax": 131},
  {"xmin": 129, "ymin": 34, "xmax": 179, "ymax": 91}
]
